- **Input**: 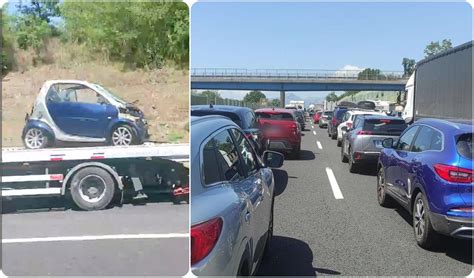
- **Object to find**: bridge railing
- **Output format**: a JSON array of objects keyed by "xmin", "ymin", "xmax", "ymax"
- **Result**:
[{"xmin": 191, "ymin": 68, "xmax": 406, "ymax": 81}]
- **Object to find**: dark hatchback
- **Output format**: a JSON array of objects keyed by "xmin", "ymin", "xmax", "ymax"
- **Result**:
[
  {"xmin": 328, "ymin": 106, "xmax": 348, "ymax": 139},
  {"xmin": 191, "ymin": 105, "xmax": 263, "ymax": 153}
]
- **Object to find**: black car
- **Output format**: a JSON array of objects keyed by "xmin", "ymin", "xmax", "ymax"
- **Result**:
[
  {"xmin": 293, "ymin": 110, "xmax": 306, "ymax": 131},
  {"xmin": 328, "ymin": 106, "xmax": 348, "ymax": 140},
  {"xmin": 190, "ymin": 105, "xmax": 264, "ymax": 153}
]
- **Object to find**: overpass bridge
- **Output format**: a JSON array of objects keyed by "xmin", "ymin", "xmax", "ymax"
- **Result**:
[{"xmin": 191, "ymin": 68, "xmax": 408, "ymax": 107}]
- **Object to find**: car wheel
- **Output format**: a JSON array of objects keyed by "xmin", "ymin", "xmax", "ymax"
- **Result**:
[
  {"xmin": 111, "ymin": 125, "xmax": 135, "ymax": 146},
  {"xmin": 337, "ymin": 138, "xmax": 342, "ymax": 147},
  {"xmin": 69, "ymin": 167, "xmax": 116, "ymax": 211},
  {"xmin": 377, "ymin": 167, "xmax": 394, "ymax": 207},
  {"xmin": 413, "ymin": 192, "xmax": 438, "ymax": 249},
  {"xmin": 348, "ymin": 147, "xmax": 358, "ymax": 173},
  {"xmin": 292, "ymin": 145, "xmax": 300, "ymax": 159},
  {"xmin": 24, "ymin": 128, "xmax": 50, "ymax": 149},
  {"xmin": 341, "ymin": 143, "xmax": 348, "ymax": 163}
]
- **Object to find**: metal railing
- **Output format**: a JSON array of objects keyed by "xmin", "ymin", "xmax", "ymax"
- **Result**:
[{"xmin": 191, "ymin": 68, "xmax": 407, "ymax": 81}]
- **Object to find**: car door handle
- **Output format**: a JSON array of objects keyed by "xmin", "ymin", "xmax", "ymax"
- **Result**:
[{"xmin": 245, "ymin": 211, "xmax": 251, "ymax": 222}]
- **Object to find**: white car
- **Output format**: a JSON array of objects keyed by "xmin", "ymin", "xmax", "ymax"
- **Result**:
[{"xmin": 336, "ymin": 110, "xmax": 385, "ymax": 146}]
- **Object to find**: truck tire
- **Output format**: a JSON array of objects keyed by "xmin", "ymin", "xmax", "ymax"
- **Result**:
[{"xmin": 69, "ymin": 167, "xmax": 116, "ymax": 211}]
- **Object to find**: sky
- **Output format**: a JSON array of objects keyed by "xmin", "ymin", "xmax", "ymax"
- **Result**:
[{"xmin": 191, "ymin": 1, "xmax": 472, "ymax": 101}]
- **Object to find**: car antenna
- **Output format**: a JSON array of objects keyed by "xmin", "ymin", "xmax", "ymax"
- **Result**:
[
  {"xmin": 209, "ymin": 102, "xmax": 214, "ymax": 108},
  {"xmin": 272, "ymin": 107, "xmax": 275, "ymax": 111}
]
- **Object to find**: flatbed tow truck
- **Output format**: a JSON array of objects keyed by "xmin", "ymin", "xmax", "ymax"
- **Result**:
[{"xmin": 1, "ymin": 143, "xmax": 189, "ymax": 210}]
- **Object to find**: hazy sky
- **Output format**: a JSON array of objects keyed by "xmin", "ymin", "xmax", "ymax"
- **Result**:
[{"xmin": 192, "ymin": 1, "xmax": 472, "ymax": 100}]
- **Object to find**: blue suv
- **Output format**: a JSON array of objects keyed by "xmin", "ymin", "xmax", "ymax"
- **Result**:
[
  {"xmin": 377, "ymin": 118, "xmax": 473, "ymax": 248},
  {"xmin": 22, "ymin": 80, "xmax": 149, "ymax": 149}
]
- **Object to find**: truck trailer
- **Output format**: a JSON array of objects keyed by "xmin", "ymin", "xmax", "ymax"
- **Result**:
[
  {"xmin": 1, "ymin": 143, "xmax": 189, "ymax": 210},
  {"xmin": 403, "ymin": 41, "xmax": 472, "ymax": 122}
]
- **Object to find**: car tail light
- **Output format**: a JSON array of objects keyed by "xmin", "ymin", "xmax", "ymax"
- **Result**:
[
  {"xmin": 434, "ymin": 164, "xmax": 473, "ymax": 183},
  {"xmin": 357, "ymin": 130, "xmax": 373, "ymax": 135},
  {"xmin": 191, "ymin": 217, "xmax": 223, "ymax": 265}
]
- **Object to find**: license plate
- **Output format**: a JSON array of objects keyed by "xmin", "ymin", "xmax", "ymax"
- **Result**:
[{"xmin": 374, "ymin": 140, "xmax": 383, "ymax": 148}]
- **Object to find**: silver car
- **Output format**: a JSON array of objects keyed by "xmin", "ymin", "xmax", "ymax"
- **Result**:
[
  {"xmin": 341, "ymin": 115, "xmax": 407, "ymax": 173},
  {"xmin": 190, "ymin": 115, "xmax": 284, "ymax": 276},
  {"xmin": 319, "ymin": 110, "xmax": 333, "ymax": 128}
]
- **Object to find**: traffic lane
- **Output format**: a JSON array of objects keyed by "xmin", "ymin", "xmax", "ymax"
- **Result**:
[
  {"xmin": 259, "ymin": 125, "xmax": 472, "ymax": 276},
  {"xmin": 3, "ymin": 238, "xmax": 188, "ymax": 276},
  {"xmin": 319, "ymin": 125, "xmax": 472, "ymax": 275},
  {"xmin": 3, "ymin": 201, "xmax": 188, "ymax": 238}
]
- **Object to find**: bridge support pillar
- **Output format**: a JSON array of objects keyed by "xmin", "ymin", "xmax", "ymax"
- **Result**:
[{"xmin": 280, "ymin": 91, "xmax": 285, "ymax": 108}]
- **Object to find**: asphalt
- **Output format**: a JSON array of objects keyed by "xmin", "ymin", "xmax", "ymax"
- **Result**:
[
  {"xmin": 258, "ymin": 121, "xmax": 473, "ymax": 276},
  {"xmin": 2, "ymin": 195, "xmax": 189, "ymax": 276}
]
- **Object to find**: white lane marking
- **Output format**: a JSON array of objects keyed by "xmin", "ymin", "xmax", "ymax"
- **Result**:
[
  {"xmin": 311, "ymin": 125, "xmax": 314, "ymax": 129},
  {"xmin": 317, "ymin": 141, "xmax": 323, "ymax": 149},
  {"xmin": 2, "ymin": 233, "xmax": 189, "ymax": 244},
  {"xmin": 313, "ymin": 130, "xmax": 317, "ymax": 136},
  {"xmin": 325, "ymin": 167, "xmax": 344, "ymax": 200}
]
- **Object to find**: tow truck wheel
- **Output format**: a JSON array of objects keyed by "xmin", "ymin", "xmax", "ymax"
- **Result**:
[
  {"xmin": 70, "ymin": 167, "xmax": 115, "ymax": 211},
  {"xmin": 24, "ymin": 128, "xmax": 49, "ymax": 149}
]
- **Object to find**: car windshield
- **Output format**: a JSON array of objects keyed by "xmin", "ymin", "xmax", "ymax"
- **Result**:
[
  {"xmin": 323, "ymin": 111, "xmax": 332, "ymax": 116},
  {"xmin": 363, "ymin": 118, "xmax": 407, "ymax": 134},
  {"xmin": 256, "ymin": 112, "xmax": 294, "ymax": 121},
  {"xmin": 457, "ymin": 133, "xmax": 473, "ymax": 160},
  {"xmin": 91, "ymin": 84, "xmax": 127, "ymax": 105},
  {"xmin": 191, "ymin": 110, "xmax": 243, "ymax": 128}
]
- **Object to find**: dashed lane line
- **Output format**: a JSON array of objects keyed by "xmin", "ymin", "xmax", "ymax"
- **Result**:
[
  {"xmin": 317, "ymin": 141, "xmax": 323, "ymax": 149},
  {"xmin": 313, "ymin": 131, "xmax": 317, "ymax": 135},
  {"xmin": 325, "ymin": 167, "xmax": 344, "ymax": 200}
]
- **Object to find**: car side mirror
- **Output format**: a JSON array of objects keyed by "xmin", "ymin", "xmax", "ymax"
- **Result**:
[
  {"xmin": 262, "ymin": 151, "xmax": 284, "ymax": 168},
  {"xmin": 341, "ymin": 126, "xmax": 347, "ymax": 132},
  {"xmin": 382, "ymin": 138, "xmax": 394, "ymax": 148}
]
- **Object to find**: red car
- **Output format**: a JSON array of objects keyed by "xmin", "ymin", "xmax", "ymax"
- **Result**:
[
  {"xmin": 313, "ymin": 111, "xmax": 322, "ymax": 124},
  {"xmin": 255, "ymin": 108, "xmax": 302, "ymax": 158}
]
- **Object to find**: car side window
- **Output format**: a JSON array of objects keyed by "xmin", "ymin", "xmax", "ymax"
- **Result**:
[
  {"xmin": 202, "ymin": 130, "xmax": 243, "ymax": 185},
  {"xmin": 230, "ymin": 128, "xmax": 258, "ymax": 176},
  {"xmin": 397, "ymin": 126, "xmax": 419, "ymax": 151},
  {"xmin": 412, "ymin": 127, "xmax": 434, "ymax": 152}
]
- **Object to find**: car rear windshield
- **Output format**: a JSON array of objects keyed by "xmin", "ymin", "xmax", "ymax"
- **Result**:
[
  {"xmin": 336, "ymin": 109, "xmax": 347, "ymax": 121},
  {"xmin": 363, "ymin": 119, "xmax": 407, "ymax": 135},
  {"xmin": 456, "ymin": 133, "xmax": 473, "ymax": 160},
  {"xmin": 323, "ymin": 111, "xmax": 332, "ymax": 116},
  {"xmin": 191, "ymin": 110, "xmax": 243, "ymax": 127},
  {"xmin": 256, "ymin": 112, "xmax": 294, "ymax": 121}
]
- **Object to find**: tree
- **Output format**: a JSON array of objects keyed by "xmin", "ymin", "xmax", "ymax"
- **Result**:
[
  {"xmin": 17, "ymin": 0, "xmax": 60, "ymax": 23},
  {"xmin": 326, "ymin": 92, "xmax": 338, "ymax": 102},
  {"xmin": 243, "ymin": 90, "xmax": 266, "ymax": 104},
  {"xmin": 198, "ymin": 90, "xmax": 221, "ymax": 101},
  {"xmin": 424, "ymin": 39, "xmax": 452, "ymax": 58},
  {"xmin": 61, "ymin": 1, "xmax": 189, "ymax": 69},
  {"xmin": 270, "ymin": 98, "xmax": 281, "ymax": 107},
  {"xmin": 402, "ymin": 58, "xmax": 416, "ymax": 77},
  {"xmin": 357, "ymin": 68, "xmax": 386, "ymax": 80},
  {"xmin": 337, "ymin": 90, "xmax": 359, "ymax": 101}
]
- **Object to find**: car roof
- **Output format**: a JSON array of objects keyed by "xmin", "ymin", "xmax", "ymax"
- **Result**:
[
  {"xmin": 360, "ymin": 115, "xmax": 403, "ymax": 121},
  {"xmin": 191, "ymin": 115, "xmax": 239, "ymax": 143},
  {"xmin": 191, "ymin": 105, "xmax": 252, "ymax": 114},
  {"xmin": 415, "ymin": 118, "xmax": 473, "ymax": 134},
  {"xmin": 348, "ymin": 110, "xmax": 384, "ymax": 115},
  {"xmin": 255, "ymin": 108, "xmax": 293, "ymax": 113}
]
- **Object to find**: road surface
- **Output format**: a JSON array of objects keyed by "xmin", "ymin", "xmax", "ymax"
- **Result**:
[
  {"xmin": 258, "ymin": 122, "xmax": 472, "ymax": 276},
  {"xmin": 2, "ymin": 196, "xmax": 189, "ymax": 276}
]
